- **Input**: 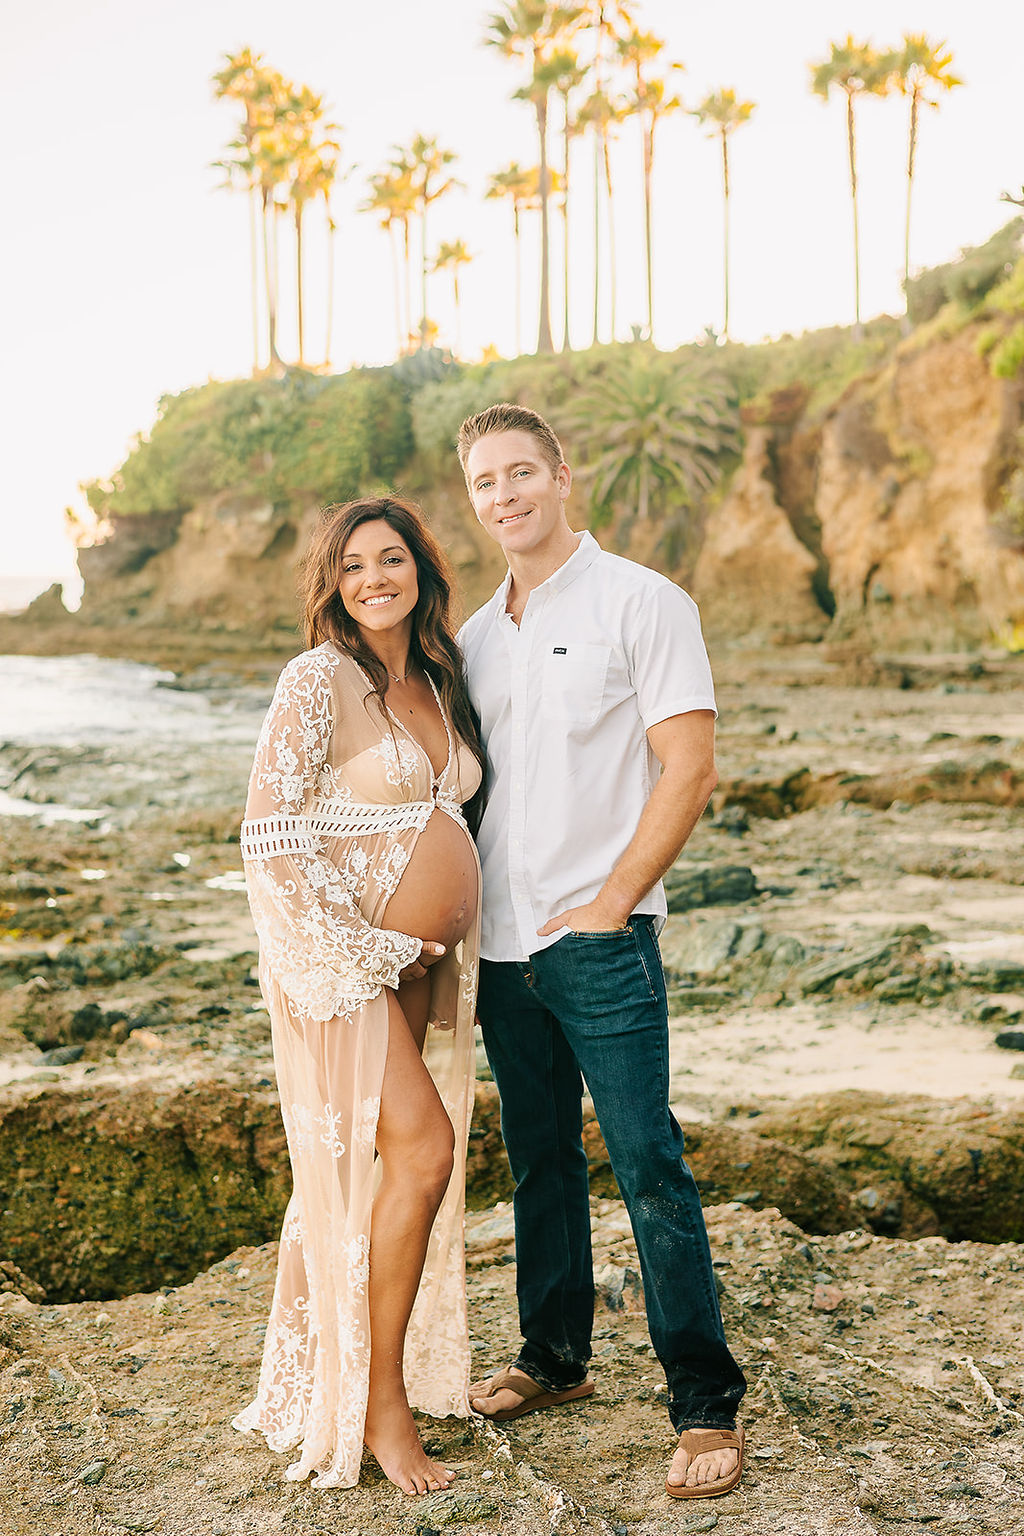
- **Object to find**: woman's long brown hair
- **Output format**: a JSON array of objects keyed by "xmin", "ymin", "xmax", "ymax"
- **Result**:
[{"xmin": 302, "ymin": 497, "xmax": 486, "ymax": 822}]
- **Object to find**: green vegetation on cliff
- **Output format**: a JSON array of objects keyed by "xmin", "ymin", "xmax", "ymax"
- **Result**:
[
  {"xmin": 84, "ymin": 327, "xmax": 900, "ymax": 531},
  {"xmin": 82, "ymin": 219, "xmax": 1023, "ymax": 561},
  {"xmin": 85, "ymin": 368, "xmax": 413, "ymax": 520}
]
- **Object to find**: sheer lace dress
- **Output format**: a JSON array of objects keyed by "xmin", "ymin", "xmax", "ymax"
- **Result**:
[{"xmin": 232, "ymin": 642, "xmax": 482, "ymax": 1488}]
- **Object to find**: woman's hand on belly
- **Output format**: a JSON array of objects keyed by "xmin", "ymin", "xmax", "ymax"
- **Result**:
[{"xmin": 398, "ymin": 940, "xmax": 446, "ymax": 982}]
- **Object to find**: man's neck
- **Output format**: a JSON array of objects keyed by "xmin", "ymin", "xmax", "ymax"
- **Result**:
[{"xmin": 506, "ymin": 528, "xmax": 582, "ymax": 620}]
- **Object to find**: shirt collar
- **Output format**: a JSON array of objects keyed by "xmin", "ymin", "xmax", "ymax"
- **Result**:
[{"xmin": 490, "ymin": 530, "xmax": 601, "ymax": 614}]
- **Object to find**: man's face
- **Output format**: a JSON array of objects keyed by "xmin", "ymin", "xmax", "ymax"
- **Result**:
[{"xmin": 465, "ymin": 429, "xmax": 571, "ymax": 558}]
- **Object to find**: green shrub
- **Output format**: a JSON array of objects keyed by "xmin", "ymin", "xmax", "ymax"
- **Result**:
[
  {"xmin": 986, "ymin": 256, "xmax": 1024, "ymax": 315},
  {"xmin": 905, "ymin": 218, "xmax": 1023, "ymax": 324},
  {"xmin": 975, "ymin": 325, "xmax": 1001, "ymax": 358},
  {"xmin": 712, "ymin": 319, "xmax": 902, "ymax": 417},
  {"xmin": 991, "ymin": 322, "xmax": 1024, "ymax": 379},
  {"xmin": 410, "ymin": 369, "xmax": 502, "ymax": 463},
  {"xmin": 85, "ymin": 369, "xmax": 413, "ymax": 517}
]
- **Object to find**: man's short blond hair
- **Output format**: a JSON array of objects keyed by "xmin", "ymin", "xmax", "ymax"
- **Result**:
[{"xmin": 456, "ymin": 402, "xmax": 564, "ymax": 482}]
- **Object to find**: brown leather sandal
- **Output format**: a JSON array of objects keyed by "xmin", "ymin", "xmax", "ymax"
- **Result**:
[
  {"xmin": 665, "ymin": 1424, "xmax": 744, "ymax": 1499},
  {"xmin": 469, "ymin": 1365, "xmax": 595, "ymax": 1422}
]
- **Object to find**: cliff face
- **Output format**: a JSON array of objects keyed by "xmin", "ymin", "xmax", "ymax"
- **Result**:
[
  {"xmin": 69, "ymin": 325, "xmax": 1024, "ymax": 650},
  {"xmin": 693, "ymin": 323, "xmax": 1024, "ymax": 647},
  {"xmin": 76, "ymin": 473, "xmax": 506, "ymax": 635}
]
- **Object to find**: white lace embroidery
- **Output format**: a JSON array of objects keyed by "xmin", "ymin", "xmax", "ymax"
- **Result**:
[
  {"xmin": 370, "ymin": 732, "xmax": 422, "ymax": 785},
  {"xmin": 353, "ymin": 1096, "xmax": 380, "ymax": 1149},
  {"xmin": 234, "ymin": 645, "xmax": 482, "ymax": 1488},
  {"xmin": 316, "ymin": 1103, "xmax": 346, "ymax": 1160},
  {"xmin": 283, "ymin": 1101, "xmax": 316, "ymax": 1159}
]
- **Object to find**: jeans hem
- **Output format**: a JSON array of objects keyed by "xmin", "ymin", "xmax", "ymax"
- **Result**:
[
  {"xmin": 671, "ymin": 1413, "xmax": 740, "ymax": 1435},
  {"xmin": 514, "ymin": 1351, "xmax": 591, "ymax": 1395}
]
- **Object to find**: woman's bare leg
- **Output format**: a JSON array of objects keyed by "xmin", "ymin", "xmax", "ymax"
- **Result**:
[{"xmin": 363, "ymin": 988, "xmax": 456, "ymax": 1495}]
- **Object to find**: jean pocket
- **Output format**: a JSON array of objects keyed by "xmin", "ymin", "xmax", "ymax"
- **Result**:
[
  {"xmin": 568, "ymin": 924, "xmax": 633, "ymax": 938},
  {"xmin": 557, "ymin": 925, "xmax": 659, "ymax": 1013}
]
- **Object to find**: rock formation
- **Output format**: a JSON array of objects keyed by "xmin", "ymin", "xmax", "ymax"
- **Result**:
[{"xmin": 693, "ymin": 324, "xmax": 1024, "ymax": 646}]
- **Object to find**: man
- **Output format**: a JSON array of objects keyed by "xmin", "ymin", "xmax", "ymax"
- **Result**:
[{"xmin": 456, "ymin": 402, "xmax": 746, "ymax": 1500}]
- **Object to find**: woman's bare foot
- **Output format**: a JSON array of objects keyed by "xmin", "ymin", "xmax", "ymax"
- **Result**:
[{"xmin": 363, "ymin": 1395, "xmax": 456, "ymax": 1495}]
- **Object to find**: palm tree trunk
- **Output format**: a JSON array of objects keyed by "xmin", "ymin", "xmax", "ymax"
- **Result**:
[
  {"xmin": 721, "ymin": 129, "xmax": 731, "ymax": 341},
  {"xmin": 513, "ymin": 205, "xmax": 523, "ymax": 357},
  {"xmin": 389, "ymin": 224, "xmax": 403, "ymax": 356},
  {"xmin": 261, "ymin": 187, "xmax": 281, "ymax": 368},
  {"xmin": 402, "ymin": 219, "xmax": 412, "ymax": 352},
  {"xmin": 846, "ymin": 91, "xmax": 861, "ymax": 333},
  {"xmin": 604, "ymin": 129, "xmax": 617, "ymax": 341},
  {"xmin": 419, "ymin": 171, "xmax": 432, "ymax": 349},
  {"xmin": 642, "ymin": 117, "xmax": 654, "ymax": 340},
  {"xmin": 324, "ymin": 212, "xmax": 335, "ymax": 368},
  {"xmin": 295, "ymin": 205, "xmax": 305, "ymax": 365},
  {"xmin": 420, "ymin": 202, "xmax": 429, "ymax": 348},
  {"xmin": 591, "ymin": 135, "xmax": 601, "ymax": 347},
  {"xmin": 536, "ymin": 94, "xmax": 554, "ymax": 355},
  {"xmin": 562, "ymin": 106, "xmax": 571, "ymax": 352},
  {"xmin": 638, "ymin": 454, "xmax": 650, "ymax": 520},
  {"xmin": 249, "ymin": 187, "xmax": 261, "ymax": 375},
  {"xmin": 903, "ymin": 87, "xmax": 920, "ymax": 316}
]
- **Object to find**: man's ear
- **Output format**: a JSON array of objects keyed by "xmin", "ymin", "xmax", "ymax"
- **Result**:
[{"xmin": 558, "ymin": 461, "xmax": 572, "ymax": 499}]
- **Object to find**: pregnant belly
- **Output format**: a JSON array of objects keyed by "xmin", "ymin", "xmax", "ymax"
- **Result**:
[{"xmin": 382, "ymin": 807, "xmax": 478, "ymax": 952}]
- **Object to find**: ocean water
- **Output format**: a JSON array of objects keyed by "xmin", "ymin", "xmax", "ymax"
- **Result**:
[
  {"xmin": 0, "ymin": 654, "xmax": 264, "ymax": 747},
  {"xmin": 0, "ymin": 653, "xmax": 268, "ymax": 821}
]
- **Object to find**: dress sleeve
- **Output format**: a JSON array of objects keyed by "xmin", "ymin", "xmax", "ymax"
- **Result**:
[{"xmin": 240, "ymin": 651, "xmax": 423, "ymax": 1022}]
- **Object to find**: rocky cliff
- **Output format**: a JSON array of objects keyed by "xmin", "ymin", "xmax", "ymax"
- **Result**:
[
  {"xmin": 73, "ymin": 467, "xmax": 506, "ymax": 639},
  {"xmin": 18, "ymin": 321, "xmax": 1023, "ymax": 656},
  {"xmin": 693, "ymin": 323, "xmax": 1024, "ymax": 647}
]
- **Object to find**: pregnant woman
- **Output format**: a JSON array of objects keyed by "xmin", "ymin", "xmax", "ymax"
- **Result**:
[{"xmin": 234, "ymin": 497, "xmax": 484, "ymax": 1495}]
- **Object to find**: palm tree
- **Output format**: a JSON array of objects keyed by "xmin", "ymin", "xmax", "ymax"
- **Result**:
[
  {"xmin": 402, "ymin": 134, "xmax": 459, "ymax": 347},
  {"xmin": 278, "ymin": 84, "xmax": 339, "ymax": 366},
  {"xmin": 306, "ymin": 146, "xmax": 344, "ymax": 368},
  {"xmin": 886, "ymin": 35, "xmax": 962, "ymax": 312},
  {"xmin": 433, "ymin": 239, "xmax": 473, "ymax": 355},
  {"xmin": 577, "ymin": 1, "xmax": 635, "ymax": 344},
  {"xmin": 691, "ymin": 89, "xmax": 755, "ymax": 341},
  {"xmin": 810, "ymin": 37, "xmax": 889, "ymax": 333},
  {"xmin": 485, "ymin": 2, "xmax": 586, "ymax": 354},
  {"xmin": 548, "ymin": 49, "xmax": 588, "ymax": 351},
  {"xmin": 616, "ymin": 29, "xmax": 684, "ymax": 342},
  {"xmin": 212, "ymin": 50, "xmax": 285, "ymax": 372},
  {"xmin": 564, "ymin": 352, "xmax": 740, "ymax": 523},
  {"xmin": 362, "ymin": 164, "xmax": 418, "ymax": 353},
  {"xmin": 485, "ymin": 161, "xmax": 542, "ymax": 355},
  {"xmin": 576, "ymin": 86, "xmax": 627, "ymax": 343}
]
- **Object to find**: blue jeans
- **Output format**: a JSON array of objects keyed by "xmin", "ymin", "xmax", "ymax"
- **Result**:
[{"xmin": 476, "ymin": 918, "xmax": 746, "ymax": 1431}]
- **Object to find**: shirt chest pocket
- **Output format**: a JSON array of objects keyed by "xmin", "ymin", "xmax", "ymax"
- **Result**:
[{"xmin": 540, "ymin": 642, "xmax": 612, "ymax": 726}]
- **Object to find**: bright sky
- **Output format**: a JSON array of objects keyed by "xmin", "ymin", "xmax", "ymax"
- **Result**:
[{"xmin": 4, "ymin": 0, "xmax": 1021, "ymax": 597}]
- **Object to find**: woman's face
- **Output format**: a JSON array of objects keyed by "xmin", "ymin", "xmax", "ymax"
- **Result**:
[{"xmin": 339, "ymin": 519, "xmax": 419, "ymax": 639}]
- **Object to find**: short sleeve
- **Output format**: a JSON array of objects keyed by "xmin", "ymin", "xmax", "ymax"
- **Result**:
[{"xmin": 624, "ymin": 580, "xmax": 717, "ymax": 732}]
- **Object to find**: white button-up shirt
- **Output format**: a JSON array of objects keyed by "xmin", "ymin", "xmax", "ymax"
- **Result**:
[{"xmin": 459, "ymin": 532, "xmax": 717, "ymax": 962}]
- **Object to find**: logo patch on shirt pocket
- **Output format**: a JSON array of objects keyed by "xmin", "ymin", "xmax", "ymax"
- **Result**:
[{"xmin": 541, "ymin": 643, "xmax": 612, "ymax": 726}]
